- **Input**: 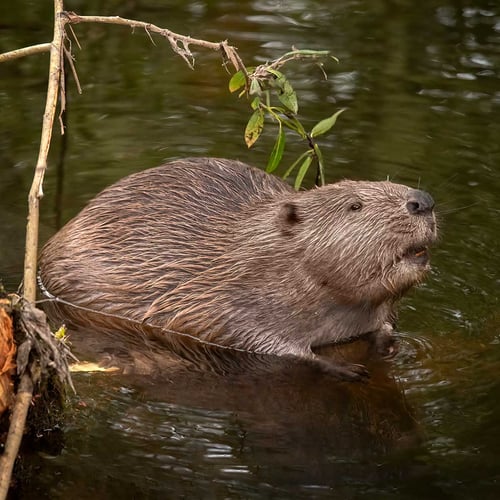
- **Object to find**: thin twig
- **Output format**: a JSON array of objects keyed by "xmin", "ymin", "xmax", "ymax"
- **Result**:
[
  {"xmin": 67, "ymin": 23, "xmax": 81, "ymax": 50},
  {"xmin": 58, "ymin": 56, "xmax": 66, "ymax": 134},
  {"xmin": 0, "ymin": 43, "xmax": 51, "ymax": 63},
  {"xmin": 144, "ymin": 26, "xmax": 156, "ymax": 47},
  {"xmin": 63, "ymin": 45, "xmax": 82, "ymax": 94},
  {"xmin": 0, "ymin": 374, "xmax": 34, "ymax": 500}
]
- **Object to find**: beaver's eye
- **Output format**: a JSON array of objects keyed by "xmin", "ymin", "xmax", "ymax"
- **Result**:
[{"xmin": 349, "ymin": 202, "xmax": 362, "ymax": 211}]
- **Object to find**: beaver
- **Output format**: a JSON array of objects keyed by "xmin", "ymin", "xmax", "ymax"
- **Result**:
[{"xmin": 38, "ymin": 157, "xmax": 437, "ymax": 380}]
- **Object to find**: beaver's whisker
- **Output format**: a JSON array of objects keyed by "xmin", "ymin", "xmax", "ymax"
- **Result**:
[{"xmin": 438, "ymin": 201, "xmax": 481, "ymax": 215}]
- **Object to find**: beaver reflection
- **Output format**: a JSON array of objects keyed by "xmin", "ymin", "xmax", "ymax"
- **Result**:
[
  {"xmin": 69, "ymin": 327, "xmax": 420, "ymax": 479},
  {"xmin": 39, "ymin": 157, "xmax": 437, "ymax": 381}
]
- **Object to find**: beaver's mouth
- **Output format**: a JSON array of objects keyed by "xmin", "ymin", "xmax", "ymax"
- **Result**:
[{"xmin": 401, "ymin": 245, "xmax": 430, "ymax": 266}]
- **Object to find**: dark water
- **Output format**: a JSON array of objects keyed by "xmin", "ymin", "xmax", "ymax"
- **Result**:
[{"xmin": 1, "ymin": 0, "xmax": 500, "ymax": 498}]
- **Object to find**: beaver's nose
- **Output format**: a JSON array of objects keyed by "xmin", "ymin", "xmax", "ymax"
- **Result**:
[{"xmin": 406, "ymin": 189, "xmax": 435, "ymax": 215}]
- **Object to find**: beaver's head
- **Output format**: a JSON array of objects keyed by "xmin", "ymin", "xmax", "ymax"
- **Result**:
[{"xmin": 278, "ymin": 180, "xmax": 438, "ymax": 305}]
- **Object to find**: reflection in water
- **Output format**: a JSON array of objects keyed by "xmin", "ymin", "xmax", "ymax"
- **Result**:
[{"xmin": 18, "ymin": 330, "xmax": 426, "ymax": 498}]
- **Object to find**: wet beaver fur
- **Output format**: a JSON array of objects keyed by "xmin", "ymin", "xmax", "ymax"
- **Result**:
[{"xmin": 38, "ymin": 157, "xmax": 437, "ymax": 380}]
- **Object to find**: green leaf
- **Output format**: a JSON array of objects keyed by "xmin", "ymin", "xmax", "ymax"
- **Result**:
[
  {"xmin": 249, "ymin": 78, "xmax": 262, "ymax": 96},
  {"xmin": 251, "ymin": 97, "xmax": 261, "ymax": 110},
  {"xmin": 283, "ymin": 151, "xmax": 310, "ymax": 180},
  {"xmin": 229, "ymin": 70, "xmax": 246, "ymax": 93},
  {"xmin": 244, "ymin": 109, "xmax": 264, "ymax": 148},
  {"xmin": 279, "ymin": 115, "xmax": 307, "ymax": 138},
  {"xmin": 266, "ymin": 68, "xmax": 298, "ymax": 114},
  {"xmin": 266, "ymin": 125, "xmax": 286, "ymax": 173},
  {"xmin": 294, "ymin": 155, "xmax": 313, "ymax": 190},
  {"xmin": 265, "ymin": 68, "xmax": 285, "ymax": 80},
  {"xmin": 310, "ymin": 108, "xmax": 345, "ymax": 138},
  {"xmin": 277, "ymin": 81, "xmax": 298, "ymax": 114},
  {"xmin": 266, "ymin": 69, "xmax": 286, "ymax": 91}
]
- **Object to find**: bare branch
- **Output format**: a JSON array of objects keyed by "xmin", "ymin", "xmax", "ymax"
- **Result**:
[
  {"xmin": 220, "ymin": 40, "xmax": 246, "ymax": 75},
  {"xmin": 0, "ymin": 43, "xmax": 51, "ymax": 63},
  {"xmin": 63, "ymin": 44, "xmax": 82, "ymax": 94},
  {"xmin": 67, "ymin": 23, "xmax": 81, "ymax": 50},
  {"xmin": 23, "ymin": 0, "xmax": 67, "ymax": 303},
  {"xmin": 144, "ymin": 26, "xmax": 156, "ymax": 47},
  {"xmin": 63, "ymin": 11, "xmax": 245, "ymax": 73},
  {"xmin": 58, "ymin": 55, "xmax": 66, "ymax": 134},
  {"xmin": 64, "ymin": 12, "xmax": 222, "ymax": 49}
]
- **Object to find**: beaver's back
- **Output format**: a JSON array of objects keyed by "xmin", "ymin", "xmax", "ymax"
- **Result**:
[{"xmin": 39, "ymin": 157, "xmax": 292, "ymax": 326}]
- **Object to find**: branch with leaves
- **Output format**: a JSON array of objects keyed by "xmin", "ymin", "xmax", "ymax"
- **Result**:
[{"xmin": 229, "ymin": 50, "xmax": 344, "ymax": 189}]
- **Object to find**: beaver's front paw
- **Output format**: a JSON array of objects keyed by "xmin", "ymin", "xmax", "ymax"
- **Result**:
[
  {"xmin": 372, "ymin": 328, "xmax": 399, "ymax": 359},
  {"xmin": 370, "ymin": 323, "xmax": 399, "ymax": 359}
]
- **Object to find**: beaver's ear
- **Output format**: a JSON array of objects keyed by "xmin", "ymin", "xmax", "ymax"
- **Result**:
[{"xmin": 278, "ymin": 202, "xmax": 302, "ymax": 235}]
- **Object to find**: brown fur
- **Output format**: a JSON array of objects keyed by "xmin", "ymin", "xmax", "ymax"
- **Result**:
[{"xmin": 39, "ymin": 157, "xmax": 437, "ymax": 380}]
